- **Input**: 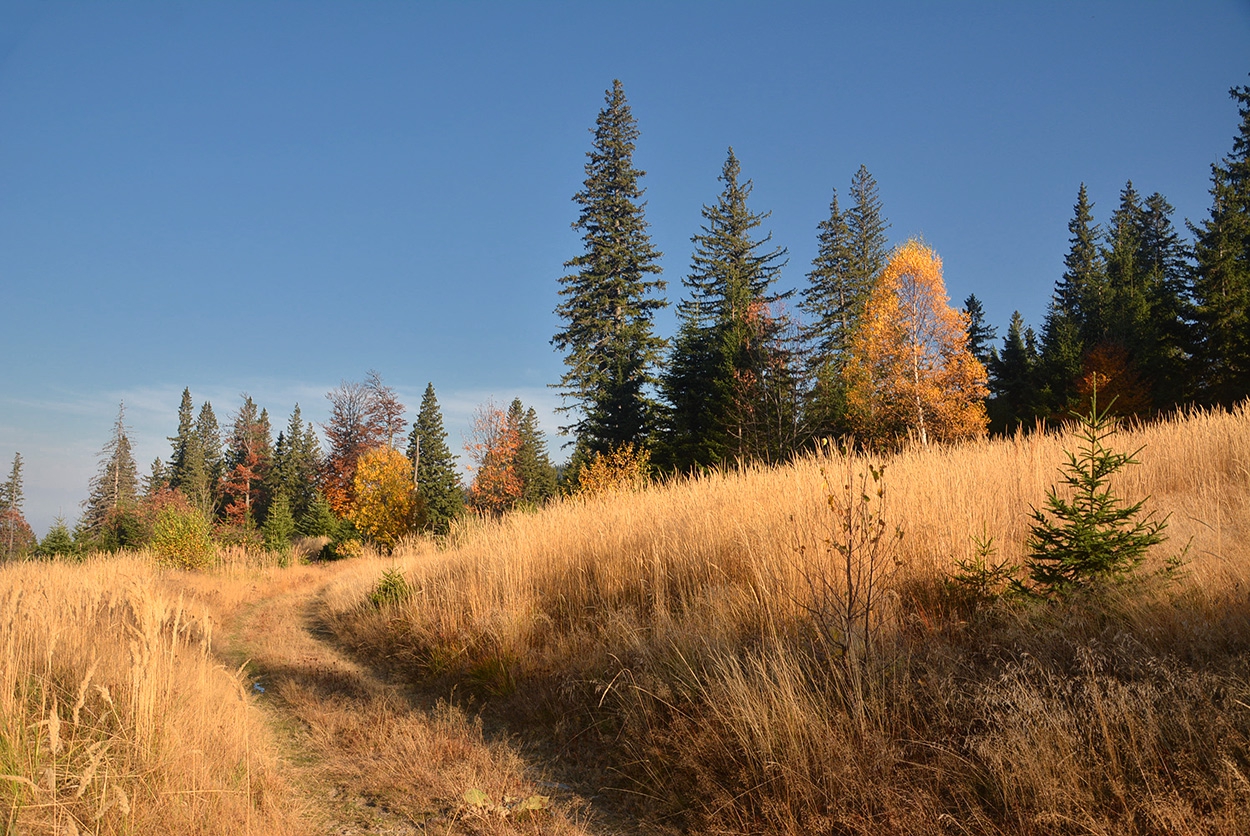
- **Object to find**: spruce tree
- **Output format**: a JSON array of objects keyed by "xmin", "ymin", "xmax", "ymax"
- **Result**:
[
  {"xmin": 1190, "ymin": 79, "xmax": 1250, "ymax": 407},
  {"xmin": 1137, "ymin": 191, "xmax": 1194, "ymax": 409},
  {"xmin": 1103, "ymin": 181, "xmax": 1149, "ymax": 351},
  {"xmin": 37, "ymin": 516, "xmax": 77, "ymax": 560},
  {"xmin": 662, "ymin": 148, "xmax": 791, "ymax": 468},
  {"xmin": 988, "ymin": 311, "xmax": 1041, "ymax": 433},
  {"xmin": 553, "ymin": 80, "xmax": 667, "ymax": 456},
  {"xmin": 271, "ymin": 405, "xmax": 321, "ymax": 522},
  {"xmin": 509, "ymin": 400, "xmax": 558, "ymax": 506},
  {"xmin": 1039, "ymin": 184, "xmax": 1105, "ymax": 415},
  {"xmin": 800, "ymin": 189, "xmax": 858, "ymax": 438},
  {"xmin": 221, "ymin": 396, "xmax": 272, "ymax": 528},
  {"xmin": 801, "ymin": 188, "xmax": 858, "ymax": 368},
  {"xmin": 81, "ymin": 403, "xmax": 140, "ymax": 535},
  {"xmin": 0, "ymin": 452, "xmax": 34, "ymax": 560},
  {"xmin": 168, "ymin": 388, "xmax": 195, "ymax": 487},
  {"xmin": 196, "ymin": 402, "xmax": 224, "ymax": 507},
  {"xmin": 846, "ymin": 165, "xmax": 890, "ymax": 296},
  {"xmin": 963, "ymin": 293, "xmax": 998, "ymax": 367},
  {"xmin": 80, "ymin": 404, "xmax": 142, "ymax": 551},
  {"xmin": 406, "ymin": 383, "xmax": 464, "ymax": 535}
]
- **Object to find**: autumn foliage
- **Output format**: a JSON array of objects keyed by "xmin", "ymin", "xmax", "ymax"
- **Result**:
[
  {"xmin": 845, "ymin": 240, "xmax": 989, "ymax": 445},
  {"xmin": 348, "ymin": 445, "xmax": 420, "ymax": 552},
  {"xmin": 576, "ymin": 442, "xmax": 651, "ymax": 498},
  {"xmin": 465, "ymin": 402, "xmax": 522, "ymax": 514}
]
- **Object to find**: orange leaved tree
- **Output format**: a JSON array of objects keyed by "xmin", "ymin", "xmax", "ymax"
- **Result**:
[
  {"xmin": 348, "ymin": 445, "xmax": 421, "ymax": 552},
  {"xmin": 465, "ymin": 401, "xmax": 522, "ymax": 515},
  {"xmin": 845, "ymin": 239, "xmax": 988, "ymax": 446}
]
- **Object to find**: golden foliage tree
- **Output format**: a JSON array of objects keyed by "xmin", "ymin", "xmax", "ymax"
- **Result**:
[
  {"xmin": 348, "ymin": 445, "xmax": 420, "ymax": 552},
  {"xmin": 845, "ymin": 240, "xmax": 988, "ymax": 445}
]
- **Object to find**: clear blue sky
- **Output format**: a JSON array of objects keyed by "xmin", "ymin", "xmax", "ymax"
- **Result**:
[{"xmin": 2, "ymin": 1, "xmax": 1248, "ymax": 536}]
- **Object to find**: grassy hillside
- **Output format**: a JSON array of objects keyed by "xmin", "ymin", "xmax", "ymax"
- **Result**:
[{"xmin": 322, "ymin": 404, "xmax": 1250, "ymax": 834}]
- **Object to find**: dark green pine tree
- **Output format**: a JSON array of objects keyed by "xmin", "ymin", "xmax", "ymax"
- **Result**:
[
  {"xmin": 167, "ymin": 388, "xmax": 196, "ymax": 487},
  {"xmin": 142, "ymin": 458, "xmax": 168, "ymax": 498},
  {"xmin": 270, "ymin": 405, "xmax": 321, "ymax": 523},
  {"xmin": 963, "ymin": 293, "xmax": 998, "ymax": 368},
  {"xmin": 1103, "ymin": 181, "xmax": 1149, "ymax": 351},
  {"xmin": 553, "ymin": 80, "xmax": 667, "ymax": 456},
  {"xmin": 845, "ymin": 165, "xmax": 891, "ymax": 292},
  {"xmin": 196, "ymin": 402, "xmax": 225, "ymax": 509},
  {"xmin": 1039, "ymin": 184, "xmax": 1105, "ymax": 415},
  {"xmin": 37, "ymin": 515, "xmax": 77, "ymax": 559},
  {"xmin": 509, "ymin": 400, "xmax": 558, "ymax": 506},
  {"xmin": 261, "ymin": 490, "xmax": 296, "ymax": 553},
  {"xmin": 80, "ymin": 403, "xmax": 142, "ymax": 550},
  {"xmin": 800, "ymin": 189, "xmax": 857, "ymax": 438},
  {"xmin": 406, "ymin": 383, "xmax": 464, "ymax": 535},
  {"xmin": 662, "ymin": 148, "xmax": 791, "ymax": 469},
  {"xmin": 988, "ymin": 312, "xmax": 1042, "ymax": 433},
  {"xmin": 1137, "ymin": 191, "xmax": 1194, "ymax": 410},
  {"xmin": 168, "ymin": 389, "xmax": 217, "ymax": 517},
  {"xmin": 799, "ymin": 168, "xmax": 890, "ymax": 441},
  {"xmin": 1190, "ymin": 79, "xmax": 1250, "ymax": 407}
]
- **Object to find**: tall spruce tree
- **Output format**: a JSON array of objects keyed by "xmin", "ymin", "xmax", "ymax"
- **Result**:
[
  {"xmin": 80, "ymin": 404, "xmax": 141, "ymax": 548},
  {"xmin": 1137, "ymin": 191, "xmax": 1194, "ymax": 409},
  {"xmin": 271, "ymin": 404, "xmax": 321, "ymax": 522},
  {"xmin": 406, "ymin": 383, "xmax": 464, "ymax": 535},
  {"xmin": 800, "ymin": 189, "xmax": 857, "ymax": 438},
  {"xmin": 195, "ymin": 402, "xmax": 224, "ymax": 509},
  {"xmin": 1104, "ymin": 181, "xmax": 1149, "ymax": 350},
  {"xmin": 1190, "ymin": 79, "xmax": 1250, "ymax": 407},
  {"xmin": 509, "ymin": 400, "xmax": 558, "ymax": 506},
  {"xmin": 221, "ymin": 396, "xmax": 272, "ymax": 527},
  {"xmin": 168, "ymin": 388, "xmax": 196, "ymax": 487},
  {"xmin": 988, "ymin": 311, "xmax": 1042, "ymax": 433},
  {"xmin": 553, "ymin": 80, "xmax": 667, "ymax": 455},
  {"xmin": 963, "ymin": 293, "xmax": 998, "ymax": 368},
  {"xmin": 846, "ymin": 165, "xmax": 890, "ymax": 296},
  {"xmin": 0, "ymin": 452, "xmax": 34, "ymax": 560},
  {"xmin": 1040, "ymin": 184, "xmax": 1105, "ymax": 415},
  {"xmin": 662, "ymin": 148, "xmax": 791, "ymax": 469},
  {"xmin": 799, "ymin": 168, "xmax": 890, "ymax": 440}
]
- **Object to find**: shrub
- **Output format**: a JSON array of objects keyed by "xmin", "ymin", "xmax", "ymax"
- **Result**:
[
  {"xmin": 150, "ymin": 506, "xmax": 215, "ymax": 570},
  {"xmin": 575, "ymin": 443, "xmax": 651, "ymax": 498}
]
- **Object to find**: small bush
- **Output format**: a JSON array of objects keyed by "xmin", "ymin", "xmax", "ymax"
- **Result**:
[
  {"xmin": 369, "ymin": 566, "xmax": 412, "ymax": 608},
  {"xmin": 150, "ymin": 506, "xmax": 215, "ymax": 570},
  {"xmin": 575, "ymin": 443, "xmax": 651, "ymax": 498}
]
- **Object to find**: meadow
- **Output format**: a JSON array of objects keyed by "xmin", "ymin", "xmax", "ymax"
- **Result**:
[{"xmin": 1, "ymin": 402, "xmax": 1247, "ymax": 834}]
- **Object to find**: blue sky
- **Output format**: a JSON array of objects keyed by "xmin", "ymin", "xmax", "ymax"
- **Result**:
[{"xmin": 2, "ymin": 1, "xmax": 1248, "ymax": 536}]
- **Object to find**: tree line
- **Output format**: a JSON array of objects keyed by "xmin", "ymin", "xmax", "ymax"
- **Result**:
[
  {"xmin": 553, "ymin": 78, "xmax": 1250, "ymax": 474},
  {"xmin": 0, "ymin": 376, "xmax": 560, "ymax": 559}
]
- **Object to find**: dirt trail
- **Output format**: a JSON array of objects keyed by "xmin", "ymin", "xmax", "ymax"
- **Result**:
[{"xmin": 184, "ymin": 562, "xmax": 600, "ymax": 836}]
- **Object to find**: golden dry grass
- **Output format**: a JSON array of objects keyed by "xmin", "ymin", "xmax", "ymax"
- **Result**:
[
  {"xmin": 322, "ymin": 403, "xmax": 1250, "ymax": 834},
  {"xmin": 0, "ymin": 554, "xmax": 304, "ymax": 836}
]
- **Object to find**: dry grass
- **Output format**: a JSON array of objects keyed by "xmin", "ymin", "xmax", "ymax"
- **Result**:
[
  {"xmin": 0, "ymin": 554, "xmax": 304, "ymax": 836},
  {"xmin": 323, "ymin": 403, "xmax": 1250, "ymax": 834}
]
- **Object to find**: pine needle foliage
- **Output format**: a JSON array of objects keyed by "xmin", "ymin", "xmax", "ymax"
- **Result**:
[{"xmin": 1023, "ymin": 389, "xmax": 1167, "ymax": 597}]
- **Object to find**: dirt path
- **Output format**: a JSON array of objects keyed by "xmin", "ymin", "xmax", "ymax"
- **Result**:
[{"xmin": 181, "ymin": 562, "xmax": 600, "ymax": 836}]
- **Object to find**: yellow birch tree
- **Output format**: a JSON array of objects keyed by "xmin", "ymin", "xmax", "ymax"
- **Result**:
[
  {"xmin": 845, "ymin": 240, "xmax": 988, "ymax": 445},
  {"xmin": 348, "ymin": 445, "xmax": 421, "ymax": 552}
]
